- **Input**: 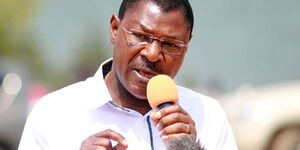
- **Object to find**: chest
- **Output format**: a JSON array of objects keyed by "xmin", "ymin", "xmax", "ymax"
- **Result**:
[{"xmin": 44, "ymin": 106, "xmax": 166, "ymax": 150}]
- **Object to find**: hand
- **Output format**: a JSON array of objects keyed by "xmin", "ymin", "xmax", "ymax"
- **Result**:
[
  {"xmin": 80, "ymin": 129, "xmax": 128, "ymax": 150},
  {"xmin": 150, "ymin": 104, "xmax": 197, "ymax": 143}
]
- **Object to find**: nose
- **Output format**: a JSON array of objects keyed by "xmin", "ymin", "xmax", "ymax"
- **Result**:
[{"xmin": 140, "ymin": 40, "xmax": 162, "ymax": 62}]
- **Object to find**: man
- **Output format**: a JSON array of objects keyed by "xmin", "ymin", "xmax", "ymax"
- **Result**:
[{"xmin": 19, "ymin": 0, "xmax": 238, "ymax": 149}]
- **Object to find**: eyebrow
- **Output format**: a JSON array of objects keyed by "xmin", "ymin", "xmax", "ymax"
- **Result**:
[{"xmin": 139, "ymin": 24, "xmax": 178, "ymax": 40}]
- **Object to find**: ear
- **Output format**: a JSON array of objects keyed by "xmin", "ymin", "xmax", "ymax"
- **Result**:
[
  {"xmin": 189, "ymin": 34, "xmax": 193, "ymax": 41},
  {"xmin": 110, "ymin": 14, "xmax": 120, "ymax": 44}
]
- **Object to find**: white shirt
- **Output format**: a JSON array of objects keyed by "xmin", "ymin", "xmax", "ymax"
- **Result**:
[{"xmin": 18, "ymin": 59, "xmax": 238, "ymax": 150}]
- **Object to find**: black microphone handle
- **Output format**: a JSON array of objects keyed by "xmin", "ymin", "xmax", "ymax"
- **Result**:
[{"xmin": 157, "ymin": 102, "xmax": 174, "ymax": 110}]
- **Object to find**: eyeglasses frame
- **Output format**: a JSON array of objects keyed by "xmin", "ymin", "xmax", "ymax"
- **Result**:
[{"xmin": 122, "ymin": 27, "xmax": 188, "ymax": 55}]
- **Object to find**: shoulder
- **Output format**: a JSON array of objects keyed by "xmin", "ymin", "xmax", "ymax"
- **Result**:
[
  {"xmin": 29, "ymin": 78, "xmax": 97, "ymax": 118},
  {"xmin": 177, "ymin": 86, "xmax": 238, "ymax": 149},
  {"xmin": 176, "ymin": 85, "xmax": 228, "ymax": 131},
  {"xmin": 35, "ymin": 80, "xmax": 86, "ymax": 109},
  {"xmin": 20, "ymin": 80, "xmax": 95, "ymax": 149},
  {"xmin": 177, "ymin": 85, "xmax": 223, "ymax": 113}
]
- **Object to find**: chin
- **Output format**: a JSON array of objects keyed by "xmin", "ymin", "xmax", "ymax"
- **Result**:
[
  {"xmin": 128, "ymin": 86, "xmax": 148, "ymax": 100},
  {"xmin": 133, "ymin": 94, "xmax": 148, "ymax": 100},
  {"xmin": 132, "ymin": 91, "xmax": 148, "ymax": 100}
]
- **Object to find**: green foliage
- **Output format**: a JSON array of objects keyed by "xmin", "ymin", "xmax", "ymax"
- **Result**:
[
  {"xmin": 71, "ymin": 26, "xmax": 110, "ymax": 81},
  {"xmin": 0, "ymin": 0, "xmax": 110, "ymax": 89},
  {"xmin": 0, "ymin": 0, "xmax": 45, "ymax": 81}
]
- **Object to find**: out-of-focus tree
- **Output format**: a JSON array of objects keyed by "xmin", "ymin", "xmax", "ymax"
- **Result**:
[
  {"xmin": 71, "ymin": 26, "xmax": 110, "ymax": 82},
  {"xmin": 0, "ymin": 0, "xmax": 45, "ymax": 81},
  {"xmin": 38, "ymin": 25, "xmax": 110, "ymax": 90}
]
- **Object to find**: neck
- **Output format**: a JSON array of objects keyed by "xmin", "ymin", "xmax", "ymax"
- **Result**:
[{"xmin": 104, "ymin": 71, "xmax": 152, "ymax": 115}]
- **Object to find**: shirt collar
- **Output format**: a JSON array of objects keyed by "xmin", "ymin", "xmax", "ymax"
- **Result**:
[
  {"xmin": 86, "ymin": 58, "xmax": 156, "ymax": 117},
  {"xmin": 84, "ymin": 58, "xmax": 113, "ymax": 109}
]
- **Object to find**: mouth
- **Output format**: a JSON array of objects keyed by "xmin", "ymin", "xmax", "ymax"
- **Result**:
[{"xmin": 135, "ymin": 68, "xmax": 159, "ymax": 80}]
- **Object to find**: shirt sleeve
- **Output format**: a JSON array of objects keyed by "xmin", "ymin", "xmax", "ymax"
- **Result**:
[
  {"xmin": 195, "ymin": 95, "xmax": 239, "ymax": 150},
  {"xmin": 215, "ymin": 106, "xmax": 239, "ymax": 150}
]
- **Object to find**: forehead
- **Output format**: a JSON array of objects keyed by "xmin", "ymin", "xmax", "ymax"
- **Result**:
[{"xmin": 121, "ymin": 1, "xmax": 190, "ymax": 40}]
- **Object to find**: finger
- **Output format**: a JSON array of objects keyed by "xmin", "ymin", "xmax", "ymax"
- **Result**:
[
  {"xmin": 159, "ymin": 122, "xmax": 197, "ymax": 137},
  {"xmin": 158, "ymin": 104, "xmax": 188, "ymax": 119},
  {"xmin": 150, "ymin": 112, "xmax": 159, "ymax": 126},
  {"xmin": 94, "ymin": 146, "xmax": 110, "ymax": 150},
  {"xmin": 92, "ymin": 137, "xmax": 113, "ymax": 150},
  {"xmin": 156, "ymin": 112, "xmax": 189, "ymax": 130},
  {"xmin": 151, "ymin": 104, "xmax": 187, "ymax": 123},
  {"xmin": 81, "ymin": 137, "xmax": 113, "ymax": 150},
  {"xmin": 160, "ymin": 133, "xmax": 187, "ymax": 143},
  {"xmin": 113, "ymin": 142, "xmax": 128, "ymax": 150},
  {"xmin": 80, "ymin": 144, "xmax": 110, "ymax": 150},
  {"xmin": 94, "ymin": 129, "xmax": 128, "ymax": 147}
]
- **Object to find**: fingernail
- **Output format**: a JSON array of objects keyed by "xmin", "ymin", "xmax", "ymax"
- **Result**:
[
  {"xmin": 155, "ymin": 111, "xmax": 161, "ymax": 119},
  {"xmin": 150, "ymin": 112, "xmax": 155, "ymax": 117},
  {"xmin": 122, "ymin": 139, "xmax": 128, "ymax": 145},
  {"xmin": 162, "ymin": 135, "xmax": 168, "ymax": 141},
  {"xmin": 156, "ymin": 123, "xmax": 161, "ymax": 129}
]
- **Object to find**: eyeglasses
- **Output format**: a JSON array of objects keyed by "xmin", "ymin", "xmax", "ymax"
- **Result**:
[{"xmin": 122, "ymin": 27, "xmax": 188, "ymax": 55}]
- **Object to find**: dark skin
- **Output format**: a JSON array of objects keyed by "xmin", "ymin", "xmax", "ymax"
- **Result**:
[{"xmin": 80, "ymin": 1, "xmax": 196, "ymax": 149}]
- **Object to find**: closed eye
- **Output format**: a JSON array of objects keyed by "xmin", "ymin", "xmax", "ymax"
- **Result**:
[
  {"xmin": 162, "ymin": 42, "xmax": 180, "ymax": 48},
  {"xmin": 132, "ymin": 32, "xmax": 149, "ymax": 41}
]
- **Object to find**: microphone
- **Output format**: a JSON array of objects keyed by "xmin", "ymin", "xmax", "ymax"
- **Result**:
[
  {"xmin": 147, "ymin": 75, "xmax": 205, "ymax": 150},
  {"xmin": 166, "ymin": 135, "xmax": 205, "ymax": 150},
  {"xmin": 146, "ymin": 75, "xmax": 178, "ymax": 110}
]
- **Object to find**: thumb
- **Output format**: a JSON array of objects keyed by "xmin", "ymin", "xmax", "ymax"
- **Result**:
[
  {"xmin": 113, "ymin": 139, "xmax": 128, "ymax": 150},
  {"xmin": 150, "ymin": 111, "xmax": 161, "ymax": 126}
]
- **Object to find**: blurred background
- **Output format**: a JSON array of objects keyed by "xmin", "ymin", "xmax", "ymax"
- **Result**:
[{"xmin": 0, "ymin": 0, "xmax": 299, "ymax": 150}]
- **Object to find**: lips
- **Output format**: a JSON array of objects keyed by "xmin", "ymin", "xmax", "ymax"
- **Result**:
[
  {"xmin": 135, "ymin": 68, "xmax": 159, "ymax": 80},
  {"xmin": 131, "ymin": 57, "xmax": 162, "ymax": 83}
]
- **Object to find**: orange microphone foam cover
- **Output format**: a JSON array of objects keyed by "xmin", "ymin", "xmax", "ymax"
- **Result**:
[{"xmin": 146, "ymin": 75, "xmax": 178, "ymax": 110}]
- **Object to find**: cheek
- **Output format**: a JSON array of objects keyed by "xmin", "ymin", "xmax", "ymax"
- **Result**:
[
  {"xmin": 113, "ymin": 35, "xmax": 131, "ymax": 68},
  {"xmin": 165, "ymin": 54, "xmax": 185, "ymax": 77},
  {"xmin": 113, "ymin": 39, "xmax": 141, "ymax": 80},
  {"xmin": 113, "ymin": 34, "xmax": 140, "ymax": 62}
]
